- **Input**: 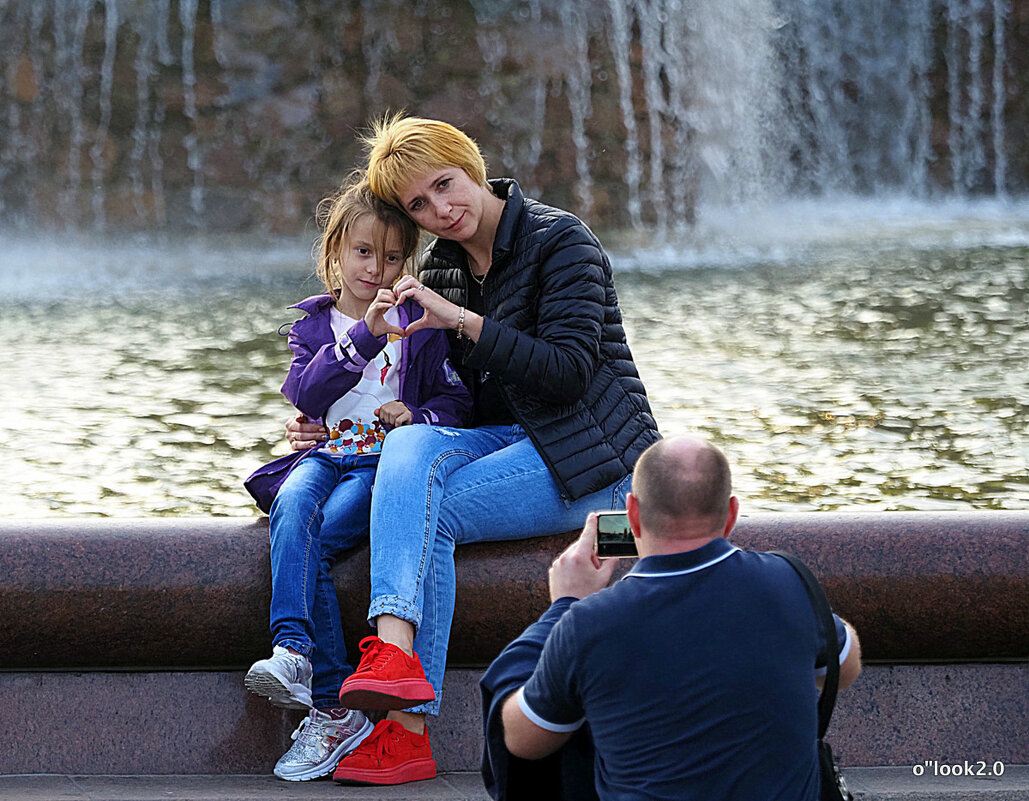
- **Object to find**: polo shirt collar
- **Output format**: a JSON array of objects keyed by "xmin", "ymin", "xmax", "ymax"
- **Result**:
[{"xmin": 624, "ymin": 538, "xmax": 739, "ymax": 579}]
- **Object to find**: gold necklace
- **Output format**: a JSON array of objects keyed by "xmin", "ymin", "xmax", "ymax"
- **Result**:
[{"xmin": 468, "ymin": 250, "xmax": 490, "ymax": 286}]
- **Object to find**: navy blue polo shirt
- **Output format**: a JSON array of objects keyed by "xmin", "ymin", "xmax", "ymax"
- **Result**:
[{"xmin": 518, "ymin": 538, "xmax": 851, "ymax": 801}]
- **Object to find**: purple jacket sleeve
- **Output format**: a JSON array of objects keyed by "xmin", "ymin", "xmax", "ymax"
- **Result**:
[
  {"xmin": 280, "ymin": 316, "xmax": 387, "ymax": 421},
  {"xmin": 402, "ymin": 328, "xmax": 473, "ymax": 428},
  {"xmin": 244, "ymin": 303, "xmax": 471, "ymax": 514}
]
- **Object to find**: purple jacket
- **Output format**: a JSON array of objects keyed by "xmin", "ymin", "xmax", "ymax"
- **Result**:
[{"xmin": 244, "ymin": 293, "xmax": 472, "ymax": 512}]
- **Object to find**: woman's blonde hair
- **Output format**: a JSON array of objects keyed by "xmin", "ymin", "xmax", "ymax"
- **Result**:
[
  {"xmin": 314, "ymin": 171, "xmax": 421, "ymax": 299},
  {"xmin": 363, "ymin": 113, "xmax": 488, "ymax": 208}
]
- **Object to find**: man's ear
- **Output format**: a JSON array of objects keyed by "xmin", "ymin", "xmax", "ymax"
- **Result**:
[
  {"xmin": 626, "ymin": 492, "xmax": 642, "ymax": 539},
  {"xmin": 723, "ymin": 496, "xmax": 740, "ymax": 536}
]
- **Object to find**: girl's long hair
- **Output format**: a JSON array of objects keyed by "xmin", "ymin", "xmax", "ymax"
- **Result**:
[{"xmin": 313, "ymin": 170, "xmax": 421, "ymax": 300}]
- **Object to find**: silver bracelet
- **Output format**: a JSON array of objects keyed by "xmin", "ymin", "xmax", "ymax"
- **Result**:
[{"xmin": 456, "ymin": 306, "xmax": 466, "ymax": 339}]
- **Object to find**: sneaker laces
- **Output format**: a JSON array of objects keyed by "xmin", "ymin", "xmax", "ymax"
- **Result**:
[
  {"xmin": 356, "ymin": 636, "xmax": 398, "ymax": 673},
  {"xmin": 291, "ymin": 712, "xmax": 320, "ymax": 745},
  {"xmin": 292, "ymin": 709, "xmax": 343, "ymax": 747},
  {"xmin": 360, "ymin": 720, "xmax": 406, "ymax": 761}
]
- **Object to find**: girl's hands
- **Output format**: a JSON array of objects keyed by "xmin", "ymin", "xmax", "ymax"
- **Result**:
[
  {"xmin": 364, "ymin": 288, "xmax": 407, "ymax": 338},
  {"xmin": 392, "ymin": 275, "xmax": 462, "ymax": 336},
  {"xmin": 376, "ymin": 400, "xmax": 413, "ymax": 427}
]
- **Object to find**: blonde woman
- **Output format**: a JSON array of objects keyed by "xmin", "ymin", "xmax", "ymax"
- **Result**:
[{"xmin": 288, "ymin": 116, "xmax": 660, "ymax": 786}]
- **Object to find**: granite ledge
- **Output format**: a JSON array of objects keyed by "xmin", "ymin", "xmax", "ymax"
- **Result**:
[{"xmin": 0, "ymin": 511, "xmax": 1026, "ymax": 669}]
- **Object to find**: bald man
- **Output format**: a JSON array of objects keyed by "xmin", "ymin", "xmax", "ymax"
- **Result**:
[{"xmin": 482, "ymin": 436, "xmax": 861, "ymax": 801}]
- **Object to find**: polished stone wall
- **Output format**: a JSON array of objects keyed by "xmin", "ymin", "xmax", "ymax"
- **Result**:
[
  {"xmin": 0, "ymin": 665, "xmax": 1026, "ymax": 773},
  {"xmin": 1, "ymin": 513, "xmax": 1027, "ymax": 773},
  {"xmin": 2, "ymin": 513, "xmax": 1027, "ymax": 669}
]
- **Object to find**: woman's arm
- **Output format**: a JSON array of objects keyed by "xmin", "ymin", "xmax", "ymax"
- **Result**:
[
  {"xmin": 285, "ymin": 413, "xmax": 328, "ymax": 450},
  {"xmin": 468, "ymin": 219, "xmax": 607, "ymax": 404},
  {"xmin": 395, "ymin": 218, "xmax": 609, "ymax": 406}
]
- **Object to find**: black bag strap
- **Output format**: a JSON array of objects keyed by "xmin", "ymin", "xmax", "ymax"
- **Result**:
[{"xmin": 770, "ymin": 551, "xmax": 839, "ymax": 738}]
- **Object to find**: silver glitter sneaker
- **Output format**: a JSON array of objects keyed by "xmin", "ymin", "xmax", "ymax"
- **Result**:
[
  {"xmin": 274, "ymin": 708, "xmax": 373, "ymax": 781},
  {"xmin": 244, "ymin": 646, "xmax": 313, "ymax": 709}
]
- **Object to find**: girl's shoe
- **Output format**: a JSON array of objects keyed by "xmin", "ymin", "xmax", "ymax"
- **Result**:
[
  {"xmin": 337, "ymin": 636, "xmax": 435, "ymax": 710},
  {"xmin": 333, "ymin": 719, "xmax": 437, "ymax": 785},
  {"xmin": 245, "ymin": 646, "xmax": 313, "ymax": 709},
  {"xmin": 275, "ymin": 708, "xmax": 373, "ymax": 781}
]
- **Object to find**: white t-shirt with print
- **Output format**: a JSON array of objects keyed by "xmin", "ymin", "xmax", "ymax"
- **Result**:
[{"xmin": 320, "ymin": 308, "xmax": 401, "ymax": 456}]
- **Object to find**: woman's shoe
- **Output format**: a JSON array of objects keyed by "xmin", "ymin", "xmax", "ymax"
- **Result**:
[
  {"xmin": 333, "ymin": 719, "xmax": 437, "ymax": 785},
  {"xmin": 338, "ymin": 636, "xmax": 435, "ymax": 710}
]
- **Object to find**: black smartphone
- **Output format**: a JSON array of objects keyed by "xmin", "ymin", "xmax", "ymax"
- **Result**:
[{"xmin": 595, "ymin": 510, "xmax": 636, "ymax": 558}]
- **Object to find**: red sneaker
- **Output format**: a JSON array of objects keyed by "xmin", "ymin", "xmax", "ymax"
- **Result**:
[
  {"xmin": 338, "ymin": 636, "xmax": 435, "ymax": 710},
  {"xmin": 332, "ymin": 719, "xmax": 437, "ymax": 785}
]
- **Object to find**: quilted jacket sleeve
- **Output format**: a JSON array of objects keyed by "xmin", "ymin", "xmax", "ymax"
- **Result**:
[{"xmin": 464, "ymin": 217, "xmax": 606, "ymax": 405}]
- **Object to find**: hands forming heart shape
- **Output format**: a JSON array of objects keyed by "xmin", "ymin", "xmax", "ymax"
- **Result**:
[{"xmin": 364, "ymin": 274, "xmax": 456, "ymax": 339}]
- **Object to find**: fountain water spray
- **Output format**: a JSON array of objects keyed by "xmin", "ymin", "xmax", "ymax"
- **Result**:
[{"xmin": 0, "ymin": 0, "xmax": 1020, "ymax": 233}]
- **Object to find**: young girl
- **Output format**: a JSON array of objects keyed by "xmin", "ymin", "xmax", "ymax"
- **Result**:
[{"xmin": 243, "ymin": 175, "xmax": 471, "ymax": 782}]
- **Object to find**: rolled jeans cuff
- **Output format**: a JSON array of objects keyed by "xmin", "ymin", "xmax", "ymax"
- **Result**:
[
  {"xmin": 368, "ymin": 594, "xmax": 422, "ymax": 630},
  {"xmin": 274, "ymin": 638, "xmax": 314, "ymax": 658}
]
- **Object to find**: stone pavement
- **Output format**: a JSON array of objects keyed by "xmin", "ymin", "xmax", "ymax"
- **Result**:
[{"xmin": 1, "ymin": 768, "xmax": 1028, "ymax": 800}]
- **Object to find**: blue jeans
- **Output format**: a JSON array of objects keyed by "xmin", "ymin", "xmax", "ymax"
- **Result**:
[
  {"xmin": 268, "ymin": 450, "xmax": 377, "ymax": 709},
  {"xmin": 366, "ymin": 424, "xmax": 631, "ymax": 715}
]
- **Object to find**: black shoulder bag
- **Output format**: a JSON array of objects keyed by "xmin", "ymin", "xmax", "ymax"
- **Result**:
[{"xmin": 772, "ymin": 551, "xmax": 854, "ymax": 801}]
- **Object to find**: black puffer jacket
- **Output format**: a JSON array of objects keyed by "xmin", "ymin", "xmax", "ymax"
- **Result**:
[{"xmin": 419, "ymin": 179, "xmax": 660, "ymax": 501}]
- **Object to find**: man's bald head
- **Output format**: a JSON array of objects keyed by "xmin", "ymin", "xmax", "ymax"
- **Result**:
[{"xmin": 631, "ymin": 437, "xmax": 733, "ymax": 538}]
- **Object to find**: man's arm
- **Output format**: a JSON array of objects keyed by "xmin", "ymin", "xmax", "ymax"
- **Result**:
[
  {"xmin": 500, "ymin": 514, "xmax": 619, "ymax": 760},
  {"xmin": 816, "ymin": 619, "xmax": 862, "ymax": 690},
  {"xmin": 502, "ymin": 690, "xmax": 574, "ymax": 760},
  {"xmin": 479, "ymin": 594, "xmax": 578, "ymax": 798},
  {"xmin": 838, "ymin": 621, "xmax": 862, "ymax": 689}
]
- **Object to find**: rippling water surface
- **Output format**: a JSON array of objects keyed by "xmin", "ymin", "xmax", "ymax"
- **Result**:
[{"xmin": 2, "ymin": 213, "xmax": 1027, "ymax": 517}]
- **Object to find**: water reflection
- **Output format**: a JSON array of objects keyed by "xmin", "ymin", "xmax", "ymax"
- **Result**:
[
  {"xmin": 1, "ymin": 238, "xmax": 1026, "ymax": 516},
  {"xmin": 624, "ymin": 246, "xmax": 1028, "ymax": 511}
]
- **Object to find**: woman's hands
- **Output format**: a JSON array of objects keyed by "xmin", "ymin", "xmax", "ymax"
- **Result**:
[
  {"xmin": 391, "ymin": 275, "xmax": 460, "ymax": 335},
  {"xmin": 285, "ymin": 413, "xmax": 328, "ymax": 451},
  {"xmin": 376, "ymin": 400, "xmax": 413, "ymax": 427},
  {"xmin": 364, "ymin": 288, "xmax": 407, "ymax": 338},
  {"xmin": 284, "ymin": 402, "xmax": 412, "ymax": 452},
  {"xmin": 392, "ymin": 275, "xmax": 483, "ymax": 341},
  {"xmin": 362, "ymin": 275, "xmax": 484, "ymax": 341}
]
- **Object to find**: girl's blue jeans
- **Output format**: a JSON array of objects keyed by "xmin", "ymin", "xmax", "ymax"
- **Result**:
[
  {"xmin": 268, "ymin": 450, "xmax": 377, "ymax": 709},
  {"xmin": 365, "ymin": 424, "xmax": 631, "ymax": 716}
]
